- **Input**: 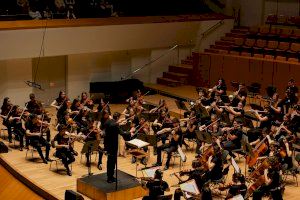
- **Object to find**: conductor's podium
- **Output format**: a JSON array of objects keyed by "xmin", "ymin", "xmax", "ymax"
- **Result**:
[{"xmin": 77, "ymin": 170, "xmax": 148, "ymax": 200}]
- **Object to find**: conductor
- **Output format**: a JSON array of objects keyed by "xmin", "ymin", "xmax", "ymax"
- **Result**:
[{"xmin": 102, "ymin": 110, "xmax": 120, "ymax": 183}]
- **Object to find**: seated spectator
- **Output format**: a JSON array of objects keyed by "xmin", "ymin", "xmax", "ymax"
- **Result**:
[
  {"xmin": 17, "ymin": 0, "xmax": 30, "ymax": 15},
  {"xmin": 65, "ymin": 0, "xmax": 76, "ymax": 19},
  {"xmin": 55, "ymin": 0, "xmax": 66, "ymax": 13},
  {"xmin": 100, "ymin": 0, "xmax": 117, "ymax": 17}
]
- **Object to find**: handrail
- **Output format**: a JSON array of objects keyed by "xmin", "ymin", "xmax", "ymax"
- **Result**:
[
  {"xmin": 122, "ymin": 44, "xmax": 179, "ymax": 80},
  {"xmin": 201, "ymin": 19, "xmax": 224, "ymax": 38}
]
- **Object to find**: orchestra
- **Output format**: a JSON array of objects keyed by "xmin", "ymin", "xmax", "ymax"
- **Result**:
[{"xmin": 0, "ymin": 77, "xmax": 299, "ymax": 200}]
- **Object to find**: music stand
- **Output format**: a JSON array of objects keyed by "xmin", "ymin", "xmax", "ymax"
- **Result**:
[
  {"xmin": 81, "ymin": 140, "xmax": 100, "ymax": 176},
  {"xmin": 126, "ymin": 139, "xmax": 150, "ymax": 178},
  {"xmin": 196, "ymin": 130, "xmax": 213, "ymax": 144},
  {"xmin": 175, "ymin": 100, "xmax": 188, "ymax": 119}
]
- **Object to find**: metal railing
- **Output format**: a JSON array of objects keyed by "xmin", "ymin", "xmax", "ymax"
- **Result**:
[
  {"xmin": 201, "ymin": 19, "xmax": 225, "ymax": 39},
  {"xmin": 122, "ymin": 44, "xmax": 179, "ymax": 80}
]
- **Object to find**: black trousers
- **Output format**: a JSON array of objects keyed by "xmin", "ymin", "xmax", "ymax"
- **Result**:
[
  {"xmin": 107, "ymin": 153, "xmax": 117, "ymax": 180},
  {"xmin": 13, "ymin": 128, "xmax": 25, "ymax": 147},
  {"xmin": 253, "ymin": 185, "xmax": 283, "ymax": 200},
  {"xmin": 56, "ymin": 148, "xmax": 75, "ymax": 171},
  {"xmin": 85, "ymin": 146, "xmax": 104, "ymax": 166},
  {"xmin": 156, "ymin": 143, "xmax": 177, "ymax": 168},
  {"xmin": 29, "ymin": 137, "xmax": 50, "ymax": 161}
]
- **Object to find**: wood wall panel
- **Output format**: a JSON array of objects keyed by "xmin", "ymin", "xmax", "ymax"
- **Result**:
[
  {"xmin": 194, "ymin": 53, "xmax": 300, "ymax": 97},
  {"xmin": 273, "ymin": 62, "xmax": 291, "ymax": 96},
  {"xmin": 209, "ymin": 54, "xmax": 224, "ymax": 87},
  {"xmin": 196, "ymin": 54, "xmax": 210, "ymax": 87}
]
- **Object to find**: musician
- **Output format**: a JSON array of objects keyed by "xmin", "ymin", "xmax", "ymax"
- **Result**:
[
  {"xmin": 152, "ymin": 110, "xmax": 172, "ymax": 152},
  {"xmin": 9, "ymin": 106, "xmax": 27, "ymax": 151},
  {"xmin": 231, "ymin": 83, "xmax": 247, "ymax": 107},
  {"xmin": 51, "ymin": 91, "xmax": 69, "ymax": 124},
  {"xmin": 25, "ymin": 114, "xmax": 51, "ymax": 164},
  {"xmin": 52, "ymin": 125, "xmax": 75, "ymax": 176},
  {"xmin": 80, "ymin": 92, "xmax": 94, "ymax": 110},
  {"xmin": 142, "ymin": 169, "xmax": 170, "ymax": 200},
  {"xmin": 70, "ymin": 98, "xmax": 81, "ymax": 118},
  {"xmin": 253, "ymin": 106, "xmax": 274, "ymax": 131},
  {"xmin": 97, "ymin": 98, "xmax": 111, "ymax": 115},
  {"xmin": 252, "ymin": 167, "xmax": 283, "ymax": 200},
  {"xmin": 81, "ymin": 120, "xmax": 104, "ymax": 170},
  {"xmin": 220, "ymin": 173, "xmax": 247, "ymax": 199},
  {"xmin": 27, "ymin": 93, "xmax": 43, "ymax": 115},
  {"xmin": 223, "ymin": 102, "xmax": 245, "ymax": 122},
  {"xmin": 278, "ymin": 136, "xmax": 293, "ymax": 171},
  {"xmin": 221, "ymin": 118, "xmax": 244, "ymax": 156},
  {"xmin": 209, "ymin": 78, "xmax": 227, "ymax": 102},
  {"xmin": 289, "ymin": 105, "xmax": 300, "ymax": 133},
  {"xmin": 1, "ymin": 97, "xmax": 14, "ymax": 143},
  {"xmin": 149, "ymin": 99, "xmax": 168, "ymax": 113},
  {"xmin": 286, "ymin": 78, "xmax": 298, "ymax": 104},
  {"xmin": 102, "ymin": 110, "xmax": 120, "ymax": 183},
  {"xmin": 153, "ymin": 118, "xmax": 183, "ymax": 170},
  {"xmin": 174, "ymin": 160, "xmax": 212, "ymax": 200},
  {"xmin": 182, "ymin": 112, "xmax": 199, "ymax": 151},
  {"xmin": 132, "ymin": 116, "xmax": 150, "ymax": 165}
]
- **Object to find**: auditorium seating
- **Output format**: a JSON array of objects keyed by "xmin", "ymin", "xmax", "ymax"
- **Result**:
[
  {"xmin": 266, "ymin": 14, "xmax": 300, "ymax": 26},
  {"xmin": 205, "ymin": 24, "xmax": 300, "ymax": 61}
]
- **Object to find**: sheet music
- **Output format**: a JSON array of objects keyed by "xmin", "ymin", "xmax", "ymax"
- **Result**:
[
  {"xmin": 180, "ymin": 179, "xmax": 200, "ymax": 198},
  {"xmin": 142, "ymin": 166, "xmax": 160, "ymax": 178},
  {"xmin": 177, "ymin": 145, "xmax": 187, "ymax": 162},
  {"xmin": 231, "ymin": 157, "xmax": 241, "ymax": 173},
  {"xmin": 127, "ymin": 139, "xmax": 150, "ymax": 148},
  {"xmin": 231, "ymin": 194, "xmax": 244, "ymax": 200}
]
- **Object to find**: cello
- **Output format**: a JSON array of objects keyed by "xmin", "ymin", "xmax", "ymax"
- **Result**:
[{"xmin": 246, "ymin": 136, "xmax": 268, "ymax": 167}]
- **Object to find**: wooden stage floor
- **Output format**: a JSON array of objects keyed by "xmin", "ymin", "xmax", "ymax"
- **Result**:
[{"xmin": 0, "ymin": 90, "xmax": 299, "ymax": 200}]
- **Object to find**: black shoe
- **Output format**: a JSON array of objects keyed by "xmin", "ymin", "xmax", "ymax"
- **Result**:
[
  {"xmin": 43, "ymin": 159, "xmax": 48, "ymax": 164},
  {"xmin": 152, "ymin": 162, "xmax": 162, "ymax": 167},
  {"xmin": 67, "ymin": 170, "xmax": 72, "ymax": 176},
  {"xmin": 19, "ymin": 147, "xmax": 23, "ymax": 151},
  {"xmin": 131, "ymin": 157, "xmax": 136, "ymax": 164},
  {"xmin": 97, "ymin": 163, "xmax": 102, "ymax": 170},
  {"xmin": 107, "ymin": 177, "xmax": 116, "ymax": 183},
  {"xmin": 46, "ymin": 158, "xmax": 53, "ymax": 162},
  {"xmin": 163, "ymin": 166, "xmax": 169, "ymax": 170},
  {"xmin": 141, "ymin": 158, "xmax": 147, "ymax": 166},
  {"xmin": 9, "ymin": 140, "xmax": 12, "ymax": 143}
]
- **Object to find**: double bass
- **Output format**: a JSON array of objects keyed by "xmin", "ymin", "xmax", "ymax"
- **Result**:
[{"xmin": 246, "ymin": 137, "xmax": 268, "ymax": 167}]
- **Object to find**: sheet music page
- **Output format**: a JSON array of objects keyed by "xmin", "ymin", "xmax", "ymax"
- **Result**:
[
  {"xmin": 180, "ymin": 179, "xmax": 200, "ymax": 198},
  {"xmin": 177, "ymin": 145, "xmax": 186, "ymax": 162},
  {"xmin": 127, "ymin": 139, "xmax": 149, "ymax": 148},
  {"xmin": 143, "ymin": 166, "xmax": 160, "ymax": 178},
  {"xmin": 231, "ymin": 157, "xmax": 241, "ymax": 173},
  {"xmin": 231, "ymin": 194, "xmax": 244, "ymax": 200}
]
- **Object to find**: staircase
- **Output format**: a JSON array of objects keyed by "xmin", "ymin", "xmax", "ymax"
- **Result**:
[{"xmin": 157, "ymin": 56, "xmax": 194, "ymax": 87}]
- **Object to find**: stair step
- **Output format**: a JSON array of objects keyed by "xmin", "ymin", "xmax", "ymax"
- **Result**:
[
  {"xmin": 210, "ymin": 45, "xmax": 232, "ymax": 51},
  {"xmin": 181, "ymin": 59, "xmax": 193, "ymax": 65},
  {"xmin": 220, "ymin": 36, "xmax": 235, "ymax": 42},
  {"xmin": 163, "ymin": 72, "xmax": 189, "ymax": 83},
  {"xmin": 225, "ymin": 32, "xmax": 247, "ymax": 38},
  {"xmin": 157, "ymin": 77, "xmax": 182, "ymax": 87},
  {"xmin": 215, "ymin": 40, "xmax": 234, "ymax": 46},
  {"xmin": 205, "ymin": 48, "xmax": 220, "ymax": 53},
  {"xmin": 231, "ymin": 28, "xmax": 249, "ymax": 34},
  {"xmin": 169, "ymin": 65, "xmax": 193, "ymax": 74}
]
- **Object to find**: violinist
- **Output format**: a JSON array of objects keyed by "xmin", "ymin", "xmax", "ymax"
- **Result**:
[
  {"xmin": 132, "ymin": 116, "xmax": 150, "ymax": 165},
  {"xmin": 51, "ymin": 91, "xmax": 69, "ymax": 124},
  {"xmin": 80, "ymin": 92, "xmax": 94, "ymax": 110},
  {"xmin": 25, "ymin": 114, "xmax": 51, "ymax": 164},
  {"xmin": 174, "ymin": 160, "xmax": 212, "ymax": 200},
  {"xmin": 122, "ymin": 98, "xmax": 136, "ymax": 117},
  {"xmin": 80, "ymin": 120, "xmax": 103, "ymax": 170},
  {"xmin": 142, "ymin": 169, "xmax": 170, "ymax": 200},
  {"xmin": 1, "ymin": 97, "xmax": 14, "ymax": 143},
  {"xmin": 97, "ymin": 98, "xmax": 111, "ymax": 117},
  {"xmin": 52, "ymin": 125, "xmax": 76, "ymax": 176},
  {"xmin": 182, "ymin": 111, "xmax": 198, "ymax": 151},
  {"xmin": 149, "ymin": 99, "xmax": 168, "ymax": 114},
  {"xmin": 27, "ymin": 93, "xmax": 43, "ymax": 115},
  {"xmin": 252, "ymin": 166, "xmax": 283, "ymax": 200},
  {"xmin": 9, "ymin": 106, "xmax": 27, "ymax": 151},
  {"xmin": 70, "ymin": 98, "xmax": 81, "ymax": 118},
  {"xmin": 289, "ymin": 105, "xmax": 300, "ymax": 133},
  {"xmin": 219, "ymin": 173, "xmax": 247, "ymax": 199},
  {"xmin": 153, "ymin": 118, "xmax": 183, "ymax": 170},
  {"xmin": 152, "ymin": 111, "xmax": 172, "ymax": 148}
]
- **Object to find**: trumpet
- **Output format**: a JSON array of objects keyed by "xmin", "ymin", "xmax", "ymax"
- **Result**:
[
  {"xmin": 219, "ymin": 106, "xmax": 239, "ymax": 109},
  {"xmin": 250, "ymin": 109, "xmax": 268, "ymax": 113}
]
